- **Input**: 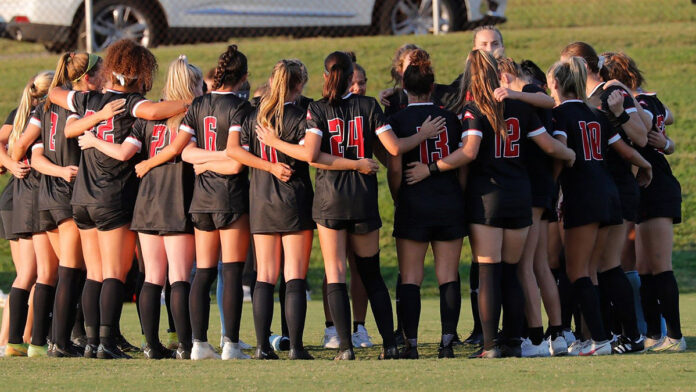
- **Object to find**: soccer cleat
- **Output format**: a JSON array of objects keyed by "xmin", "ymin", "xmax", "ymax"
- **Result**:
[
  {"xmin": 463, "ymin": 330, "xmax": 483, "ymax": 346},
  {"xmin": 6, "ymin": 343, "xmax": 29, "ymax": 357},
  {"xmin": 27, "ymin": 344, "xmax": 48, "ymax": 357},
  {"xmin": 567, "ymin": 340, "xmax": 589, "ymax": 356},
  {"xmin": 269, "ymin": 334, "xmax": 290, "ymax": 351},
  {"xmin": 50, "ymin": 343, "xmax": 83, "ymax": 358},
  {"xmin": 438, "ymin": 344, "xmax": 455, "ymax": 359},
  {"xmin": 242, "ymin": 285, "xmax": 252, "ymax": 302},
  {"xmin": 115, "ymin": 334, "xmax": 140, "ymax": 353},
  {"xmin": 176, "ymin": 343, "xmax": 191, "ymax": 360},
  {"xmin": 393, "ymin": 329, "xmax": 406, "ymax": 346},
  {"xmin": 351, "ymin": 324, "xmax": 374, "ymax": 348},
  {"xmin": 238, "ymin": 339, "xmax": 253, "ymax": 350},
  {"xmin": 644, "ymin": 336, "xmax": 663, "ymax": 350},
  {"xmin": 70, "ymin": 334, "xmax": 87, "ymax": 349},
  {"xmin": 143, "ymin": 343, "xmax": 176, "ymax": 359},
  {"xmin": 521, "ymin": 338, "xmax": 551, "ymax": 358},
  {"xmin": 579, "ymin": 339, "xmax": 612, "ymax": 356},
  {"xmin": 549, "ymin": 336, "xmax": 568, "ymax": 356},
  {"xmin": 451, "ymin": 333, "xmax": 464, "ymax": 346},
  {"xmin": 222, "ymin": 338, "xmax": 250, "ymax": 360},
  {"xmin": 612, "ymin": 335, "xmax": 645, "ymax": 354},
  {"xmin": 562, "ymin": 329, "xmax": 577, "ymax": 346},
  {"xmin": 191, "ymin": 341, "xmax": 221, "ymax": 360},
  {"xmin": 400, "ymin": 345, "xmax": 419, "ymax": 359},
  {"xmin": 288, "ymin": 348, "xmax": 314, "ymax": 360},
  {"xmin": 468, "ymin": 346, "xmax": 501, "ymax": 359},
  {"xmin": 379, "ymin": 346, "xmax": 400, "ymax": 360},
  {"xmin": 651, "ymin": 336, "xmax": 686, "ymax": 352},
  {"xmin": 96, "ymin": 343, "xmax": 132, "ymax": 359},
  {"xmin": 334, "ymin": 348, "xmax": 355, "ymax": 361},
  {"xmin": 499, "ymin": 340, "xmax": 522, "ymax": 358},
  {"xmin": 83, "ymin": 343, "xmax": 99, "ymax": 358},
  {"xmin": 321, "ymin": 326, "xmax": 340, "ymax": 349},
  {"xmin": 254, "ymin": 346, "xmax": 279, "ymax": 360},
  {"xmin": 166, "ymin": 330, "xmax": 179, "ymax": 350}
]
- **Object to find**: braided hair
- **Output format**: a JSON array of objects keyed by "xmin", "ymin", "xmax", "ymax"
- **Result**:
[{"xmin": 212, "ymin": 45, "xmax": 248, "ymax": 90}]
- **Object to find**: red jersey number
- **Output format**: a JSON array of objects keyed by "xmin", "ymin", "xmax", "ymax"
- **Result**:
[
  {"xmin": 328, "ymin": 116, "xmax": 365, "ymax": 158},
  {"xmin": 84, "ymin": 109, "xmax": 114, "ymax": 143},
  {"xmin": 495, "ymin": 118, "xmax": 521, "ymax": 158},
  {"xmin": 149, "ymin": 124, "xmax": 172, "ymax": 160},
  {"xmin": 203, "ymin": 116, "xmax": 217, "ymax": 151},
  {"xmin": 579, "ymin": 121, "xmax": 603, "ymax": 161},
  {"xmin": 48, "ymin": 111, "xmax": 58, "ymax": 151},
  {"xmin": 418, "ymin": 126, "xmax": 450, "ymax": 163},
  {"xmin": 259, "ymin": 141, "xmax": 278, "ymax": 163}
]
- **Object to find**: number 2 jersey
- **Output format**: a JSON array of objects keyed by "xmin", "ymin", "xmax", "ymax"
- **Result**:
[
  {"xmin": 239, "ymin": 104, "xmax": 314, "ymax": 234},
  {"xmin": 180, "ymin": 91, "xmax": 251, "ymax": 214},
  {"xmin": 128, "ymin": 119, "xmax": 195, "ymax": 233},
  {"xmin": 67, "ymin": 89, "xmax": 147, "ymax": 208},
  {"xmin": 389, "ymin": 102, "xmax": 465, "ymax": 228},
  {"xmin": 308, "ymin": 93, "xmax": 389, "ymax": 221}
]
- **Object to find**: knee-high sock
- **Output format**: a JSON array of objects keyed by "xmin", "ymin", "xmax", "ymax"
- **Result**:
[
  {"xmin": 400, "ymin": 284, "xmax": 420, "ymax": 341},
  {"xmin": 439, "ymin": 281, "xmax": 460, "ymax": 336},
  {"xmin": 71, "ymin": 270, "xmax": 87, "ymax": 338},
  {"xmin": 164, "ymin": 280, "xmax": 175, "ymax": 333},
  {"xmin": 134, "ymin": 271, "xmax": 145, "ymax": 335},
  {"xmin": 625, "ymin": 271, "xmax": 646, "ymax": 336},
  {"xmin": 216, "ymin": 262, "xmax": 225, "ymax": 337},
  {"xmin": 8, "ymin": 287, "xmax": 30, "ymax": 344},
  {"xmin": 189, "ymin": 267, "xmax": 217, "ymax": 342},
  {"xmin": 99, "ymin": 278, "xmax": 125, "ymax": 346},
  {"xmin": 170, "ymin": 281, "xmax": 192, "ymax": 350},
  {"xmin": 501, "ymin": 262, "xmax": 524, "ymax": 344},
  {"xmin": 326, "ymin": 283, "xmax": 352, "ymax": 351},
  {"xmin": 52, "ymin": 266, "xmax": 81, "ymax": 349},
  {"xmin": 279, "ymin": 277, "xmax": 289, "ymax": 337},
  {"xmin": 639, "ymin": 274, "xmax": 662, "ymax": 338},
  {"xmin": 222, "ymin": 262, "xmax": 244, "ymax": 343},
  {"xmin": 573, "ymin": 277, "xmax": 607, "ymax": 341},
  {"xmin": 285, "ymin": 279, "xmax": 307, "ymax": 350},
  {"xmin": 598, "ymin": 267, "xmax": 640, "ymax": 340},
  {"xmin": 478, "ymin": 263, "xmax": 502, "ymax": 350},
  {"xmin": 82, "ymin": 279, "xmax": 102, "ymax": 345},
  {"xmin": 551, "ymin": 266, "xmax": 573, "ymax": 330},
  {"xmin": 395, "ymin": 274, "xmax": 403, "ymax": 333},
  {"xmin": 469, "ymin": 262, "xmax": 482, "ymax": 334},
  {"xmin": 654, "ymin": 271, "xmax": 682, "ymax": 339},
  {"xmin": 139, "ymin": 282, "xmax": 163, "ymax": 347},
  {"xmin": 31, "ymin": 283, "xmax": 55, "ymax": 347},
  {"xmin": 252, "ymin": 281, "xmax": 274, "ymax": 350},
  {"xmin": 354, "ymin": 252, "xmax": 396, "ymax": 348}
]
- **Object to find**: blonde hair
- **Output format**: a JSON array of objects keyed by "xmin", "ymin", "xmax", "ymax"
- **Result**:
[
  {"xmin": 47, "ymin": 52, "xmax": 102, "ymax": 111},
  {"xmin": 548, "ymin": 56, "xmax": 587, "ymax": 102},
  {"xmin": 258, "ymin": 60, "xmax": 304, "ymax": 137},
  {"xmin": 460, "ymin": 50, "xmax": 505, "ymax": 138},
  {"xmin": 162, "ymin": 55, "xmax": 203, "ymax": 134},
  {"xmin": 9, "ymin": 71, "xmax": 54, "ymax": 155}
]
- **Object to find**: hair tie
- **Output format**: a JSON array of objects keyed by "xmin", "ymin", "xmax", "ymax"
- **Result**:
[
  {"xmin": 597, "ymin": 55, "xmax": 605, "ymax": 70},
  {"xmin": 178, "ymin": 54, "xmax": 187, "ymax": 61},
  {"xmin": 112, "ymin": 71, "xmax": 126, "ymax": 86}
]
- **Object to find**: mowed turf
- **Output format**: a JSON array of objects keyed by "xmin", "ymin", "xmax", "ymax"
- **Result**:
[{"xmin": 0, "ymin": 295, "xmax": 695, "ymax": 391}]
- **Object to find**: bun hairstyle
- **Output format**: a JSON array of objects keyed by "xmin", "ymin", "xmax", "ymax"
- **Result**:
[
  {"xmin": 258, "ymin": 59, "xmax": 305, "ymax": 137},
  {"xmin": 46, "ymin": 51, "xmax": 102, "ymax": 110},
  {"xmin": 548, "ymin": 56, "xmax": 588, "ymax": 102},
  {"xmin": 402, "ymin": 49, "xmax": 434, "ymax": 97},
  {"xmin": 104, "ymin": 38, "xmax": 158, "ymax": 93},
  {"xmin": 460, "ymin": 49, "xmax": 506, "ymax": 138},
  {"xmin": 322, "ymin": 51, "xmax": 354, "ymax": 105},
  {"xmin": 9, "ymin": 71, "xmax": 54, "ymax": 155},
  {"xmin": 601, "ymin": 51, "xmax": 644, "ymax": 91},
  {"xmin": 390, "ymin": 43, "xmax": 421, "ymax": 86},
  {"xmin": 162, "ymin": 55, "xmax": 203, "ymax": 133},
  {"xmin": 212, "ymin": 44, "xmax": 248, "ymax": 90},
  {"xmin": 561, "ymin": 41, "xmax": 609, "ymax": 81}
]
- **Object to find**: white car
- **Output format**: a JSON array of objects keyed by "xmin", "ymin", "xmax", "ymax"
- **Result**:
[{"xmin": 0, "ymin": 0, "xmax": 467, "ymax": 52}]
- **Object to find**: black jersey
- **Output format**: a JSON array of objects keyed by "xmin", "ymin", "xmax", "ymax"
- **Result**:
[
  {"xmin": 309, "ymin": 93, "xmax": 389, "ymax": 221},
  {"xmin": 68, "ymin": 89, "xmax": 147, "ymax": 208},
  {"xmin": 128, "ymin": 119, "xmax": 195, "ymax": 233},
  {"xmin": 521, "ymin": 84, "xmax": 555, "ymax": 208},
  {"xmin": 1, "ymin": 108, "xmax": 19, "ymax": 211},
  {"xmin": 390, "ymin": 102, "xmax": 465, "ymax": 227},
  {"xmin": 240, "ymin": 104, "xmax": 314, "ymax": 233},
  {"xmin": 11, "ymin": 127, "xmax": 43, "ymax": 235},
  {"xmin": 3, "ymin": 108, "xmax": 17, "ymax": 126},
  {"xmin": 181, "ymin": 91, "xmax": 251, "ymax": 214},
  {"xmin": 385, "ymin": 85, "xmax": 457, "ymax": 117},
  {"xmin": 463, "ymin": 99, "xmax": 544, "ymax": 226},
  {"xmin": 30, "ymin": 103, "xmax": 81, "ymax": 210},
  {"xmin": 552, "ymin": 100, "xmax": 622, "ymax": 228}
]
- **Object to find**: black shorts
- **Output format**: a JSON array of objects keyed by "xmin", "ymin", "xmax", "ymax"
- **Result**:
[
  {"xmin": 637, "ymin": 200, "xmax": 681, "ymax": 224},
  {"xmin": 0, "ymin": 210, "xmax": 24, "ymax": 241},
  {"xmin": 469, "ymin": 216, "xmax": 532, "ymax": 230},
  {"xmin": 135, "ymin": 225, "xmax": 195, "ymax": 236},
  {"xmin": 393, "ymin": 223, "xmax": 467, "ymax": 242},
  {"xmin": 38, "ymin": 209, "xmax": 72, "ymax": 232},
  {"xmin": 315, "ymin": 217, "xmax": 382, "ymax": 234},
  {"xmin": 191, "ymin": 212, "xmax": 244, "ymax": 232},
  {"xmin": 73, "ymin": 205, "xmax": 132, "ymax": 231},
  {"xmin": 618, "ymin": 191, "xmax": 638, "ymax": 223},
  {"xmin": 541, "ymin": 208, "xmax": 557, "ymax": 222}
]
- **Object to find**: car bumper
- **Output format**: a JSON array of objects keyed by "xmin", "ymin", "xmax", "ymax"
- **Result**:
[{"xmin": 5, "ymin": 21, "xmax": 71, "ymax": 45}]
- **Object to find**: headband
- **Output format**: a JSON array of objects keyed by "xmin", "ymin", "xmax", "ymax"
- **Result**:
[
  {"xmin": 72, "ymin": 53, "xmax": 100, "ymax": 83},
  {"xmin": 597, "ymin": 55, "xmax": 605, "ymax": 70}
]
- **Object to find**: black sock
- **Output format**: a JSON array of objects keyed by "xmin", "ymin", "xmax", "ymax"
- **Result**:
[
  {"xmin": 325, "ymin": 321, "xmax": 334, "ymax": 328},
  {"xmin": 546, "ymin": 325, "xmax": 563, "ymax": 339},
  {"xmin": 30, "ymin": 283, "xmax": 55, "ymax": 347},
  {"xmin": 596, "ymin": 281, "xmax": 613, "ymax": 336},
  {"xmin": 253, "ymin": 281, "xmax": 274, "ymax": 350},
  {"xmin": 71, "ymin": 270, "xmax": 87, "ymax": 338},
  {"xmin": 439, "ymin": 281, "xmax": 460, "ymax": 336},
  {"xmin": 501, "ymin": 262, "xmax": 524, "ymax": 344},
  {"xmin": 279, "ymin": 277, "xmax": 289, "ymax": 337},
  {"xmin": 164, "ymin": 281, "xmax": 175, "ymax": 333},
  {"xmin": 139, "ymin": 282, "xmax": 163, "ymax": 347},
  {"xmin": 395, "ymin": 274, "xmax": 403, "ymax": 334},
  {"xmin": 53, "ymin": 267, "xmax": 81, "ymax": 349},
  {"xmin": 82, "ymin": 279, "xmax": 102, "ymax": 345},
  {"xmin": 400, "ymin": 284, "xmax": 420, "ymax": 341},
  {"xmin": 353, "ymin": 321, "xmax": 365, "ymax": 333},
  {"xmin": 478, "ymin": 263, "xmax": 502, "ymax": 350},
  {"xmin": 598, "ymin": 266, "xmax": 640, "ymax": 340},
  {"xmin": 189, "ymin": 267, "xmax": 216, "ymax": 342},
  {"xmin": 354, "ymin": 252, "xmax": 396, "ymax": 348},
  {"xmin": 134, "ymin": 271, "xmax": 145, "ymax": 335},
  {"xmin": 285, "ymin": 279, "xmax": 307, "ymax": 350},
  {"xmin": 469, "ymin": 262, "xmax": 482, "ymax": 334},
  {"xmin": 222, "ymin": 262, "xmax": 244, "ymax": 343},
  {"xmin": 573, "ymin": 277, "xmax": 607, "ymax": 341},
  {"xmin": 552, "ymin": 267, "xmax": 573, "ymax": 330},
  {"xmin": 8, "ymin": 287, "xmax": 30, "ymax": 344},
  {"xmin": 326, "ymin": 283, "xmax": 352, "ymax": 351},
  {"xmin": 170, "ymin": 281, "xmax": 192, "ymax": 350},
  {"xmin": 99, "ymin": 278, "xmax": 125, "ymax": 347},
  {"xmin": 639, "ymin": 274, "xmax": 662, "ymax": 338},
  {"xmin": 654, "ymin": 271, "xmax": 682, "ymax": 339},
  {"xmin": 529, "ymin": 326, "xmax": 544, "ymax": 345}
]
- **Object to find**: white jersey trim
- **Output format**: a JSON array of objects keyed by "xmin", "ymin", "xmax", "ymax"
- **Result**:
[
  {"xmin": 124, "ymin": 136, "xmax": 142, "ymax": 151},
  {"xmin": 553, "ymin": 130, "xmax": 568, "ymax": 138},
  {"xmin": 608, "ymin": 134, "xmax": 621, "ymax": 145},
  {"xmin": 527, "ymin": 127, "xmax": 547, "ymax": 138},
  {"xmin": 131, "ymin": 100, "xmax": 148, "ymax": 117},
  {"xmin": 67, "ymin": 90, "xmax": 77, "ymax": 113},
  {"xmin": 375, "ymin": 124, "xmax": 392, "ymax": 135},
  {"xmin": 306, "ymin": 128, "xmax": 323, "ymax": 137},
  {"xmin": 462, "ymin": 130, "xmax": 483, "ymax": 138},
  {"xmin": 179, "ymin": 124, "xmax": 195, "ymax": 135}
]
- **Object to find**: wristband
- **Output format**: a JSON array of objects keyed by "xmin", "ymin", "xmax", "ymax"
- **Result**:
[
  {"xmin": 428, "ymin": 161, "xmax": 440, "ymax": 175},
  {"xmin": 616, "ymin": 110, "xmax": 630, "ymax": 125},
  {"xmin": 664, "ymin": 138, "xmax": 671, "ymax": 151}
]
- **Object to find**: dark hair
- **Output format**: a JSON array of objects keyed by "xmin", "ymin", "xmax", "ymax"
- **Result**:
[
  {"xmin": 345, "ymin": 51, "xmax": 367, "ymax": 79},
  {"xmin": 213, "ymin": 45, "xmax": 248, "ymax": 90},
  {"xmin": 519, "ymin": 59, "xmax": 546, "ymax": 87},
  {"xmin": 561, "ymin": 42, "xmax": 609, "ymax": 81},
  {"xmin": 390, "ymin": 43, "xmax": 420, "ymax": 86},
  {"xmin": 322, "ymin": 51, "xmax": 353, "ymax": 105},
  {"xmin": 103, "ymin": 39, "xmax": 157, "ymax": 92},
  {"xmin": 601, "ymin": 52, "xmax": 645, "ymax": 90},
  {"xmin": 402, "ymin": 49, "xmax": 434, "ymax": 97}
]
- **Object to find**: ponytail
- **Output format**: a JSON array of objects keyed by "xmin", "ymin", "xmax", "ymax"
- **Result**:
[
  {"xmin": 162, "ymin": 55, "xmax": 203, "ymax": 134},
  {"xmin": 212, "ymin": 44, "xmax": 248, "ymax": 90},
  {"xmin": 549, "ymin": 56, "xmax": 587, "ymax": 102},
  {"xmin": 402, "ymin": 49, "xmax": 434, "ymax": 96},
  {"xmin": 9, "ymin": 71, "xmax": 54, "ymax": 155},
  {"xmin": 462, "ymin": 50, "xmax": 506, "ymax": 138},
  {"xmin": 322, "ymin": 51, "xmax": 353, "ymax": 105},
  {"xmin": 258, "ymin": 60, "xmax": 304, "ymax": 137},
  {"xmin": 46, "ymin": 51, "xmax": 101, "ymax": 111}
]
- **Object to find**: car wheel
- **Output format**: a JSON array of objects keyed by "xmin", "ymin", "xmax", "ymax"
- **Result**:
[
  {"xmin": 376, "ymin": 0, "xmax": 461, "ymax": 35},
  {"xmin": 77, "ymin": 0, "xmax": 161, "ymax": 52}
]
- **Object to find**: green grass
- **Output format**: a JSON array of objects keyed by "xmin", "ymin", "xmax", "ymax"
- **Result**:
[{"xmin": 1, "ymin": 295, "xmax": 696, "ymax": 391}]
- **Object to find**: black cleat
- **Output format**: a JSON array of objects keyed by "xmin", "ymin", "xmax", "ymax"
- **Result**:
[
  {"xmin": 143, "ymin": 343, "xmax": 176, "ymax": 359},
  {"xmin": 334, "ymin": 348, "xmax": 355, "ymax": 361},
  {"xmin": 83, "ymin": 343, "xmax": 99, "ymax": 359},
  {"xmin": 452, "ymin": 333, "xmax": 464, "ymax": 346},
  {"xmin": 71, "ymin": 334, "xmax": 87, "ymax": 349},
  {"xmin": 176, "ymin": 343, "xmax": 191, "ymax": 360},
  {"xmin": 438, "ymin": 343, "xmax": 455, "ymax": 359},
  {"xmin": 115, "ymin": 334, "xmax": 140, "ymax": 353},
  {"xmin": 612, "ymin": 335, "xmax": 646, "ymax": 354},
  {"xmin": 278, "ymin": 336, "xmax": 290, "ymax": 351},
  {"xmin": 393, "ymin": 330, "xmax": 406, "ymax": 346},
  {"xmin": 463, "ymin": 330, "xmax": 483, "ymax": 346},
  {"xmin": 499, "ymin": 342, "xmax": 522, "ymax": 358},
  {"xmin": 469, "ymin": 346, "xmax": 502, "ymax": 359},
  {"xmin": 50, "ymin": 343, "xmax": 82, "ymax": 358},
  {"xmin": 97, "ymin": 343, "xmax": 132, "ymax": 359},
  {"xmin": 400, "ymin": 346, "xmax": 419, "ymax": 359},
  {"xmin": 254, "ymin": 347, "xmax": 279, "ymax": 360},
  {"xmin": 379, "ymin": 346, "xmax": 399, "ymax": 360},
  {"xmin": 288, "ymin": 348, "xmax": 314, "ymax": 360}
]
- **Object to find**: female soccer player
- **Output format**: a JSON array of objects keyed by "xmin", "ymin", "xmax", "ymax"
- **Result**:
[
  {"xmin": 48, "ymin": 39, "xmax": 189, "ymax": 359},
  {"xmin": 78, "ymin": 55, "xmax": 204, "ymax": 359}
]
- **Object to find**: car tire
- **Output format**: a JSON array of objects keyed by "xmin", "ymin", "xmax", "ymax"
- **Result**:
[
  {"xmin": 375, "ymin": 0, "xmax": 463, "ymax": 36},
  {"xmin": 77, "ymin": 0, "xmax": 163, "ymax": 52}
]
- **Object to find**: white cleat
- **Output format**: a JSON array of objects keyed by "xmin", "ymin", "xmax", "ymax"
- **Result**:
[
  {"xmin": 221, "ymin": 338, "xmax": 250, "ymax": 360},
  {"xmin": 220, "ymin": 336, "xmax": 253, "ymax": 350},
  {"xmin": 650, "ymin": 336, "xmax": 686, "ymax": 352},
  {"xmin": 521, "ymin": 338, "xmax": 551, "ymax": 358},
  {"xmin": 562, "ymin": 329, "xmax": 576, "ymax": 346},
  {"xmin": 242, "ymin": 285, "xmax": 252, "ymax": 302},
  {"xmin": 549, "ymin": 336, "xmax": 568, "ymax": 356},
  {"xmin": 191, "ymin": 340, "xmax": 221, "ymax": 360},
  {"xmin": 322, "ymin": 326, "xmax": 340, "ymax": 349},
  {"xmin": 579, "ymin": 339, "xmax": 612, "ymax": 356},
  {"xmin": 568, "ymin": 340, "xmax": 589, "ymax": 356},
  {"xmin": 644, "ymin": 336, "xmax": 663, "ymax": 350},
  {"xmin": 351, "ymin": 324, "xmax": 374, "ymax": 348}
]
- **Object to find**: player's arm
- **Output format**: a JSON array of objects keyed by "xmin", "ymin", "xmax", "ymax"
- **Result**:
[
  {"xmin": 252, "ymin": 124, "xmax": 321, "ymax": 163},
  {"xmin": 403, "ymin": 132, "xmax": 481, "ymax": 185},
  {"xmin": 77, "ymin": 131, "xmax": 139, "ymax": 161},
  {"xmin": 134, "ymin": 130, "xmax": 193, "ymax": 178},
  {"xmin": 64, "ymin": 99, "xmax": 126, "ymax": 138},
  {"xmin": 47, "ymin": 87, "xmax": 73, "ymax": 111},
  {"xmin": 377, "ymin": 115, "xmax": 446, "ymax": 156},
  {"xmin": 10, "ymin": 120, "xmax": 41, "ymax": 162},
  {"xmin": 664, "ymin": 105, "xmax": 674, "ymax": 125},
  {"xmin": 0, "ymin": 124, "xmax": 29, "ymax": 177},
  {"xmin": 226, "ymin": 130, "xmax": 293, "ymax": 182},
  {"xmin": 30, "ymin": 146, "xmax": 78, "ymax": 182},
  {"xmin": 552, "ymin": 132, "xmax": 569, "ymax": 179},
  {"xmin": 530, "ymin": 130, "xmax": 576, "ymax": 164},
  {"xmin": 193, "ymin": 158, "xmax": 244, "ymax": 176},
  {"xmin": 134, "ymin": 100, "xmax": 189, "ymax": 121},
  {"xmin": 181, "ymin": 142, "xmax": 235, "ymax": 165},
  {"xmin": 386, "ymin": 153, "xmax": 402, "ymax": 201},
  {"xmin": 605, "ymin": 87, "xmax": 648, "ymax": 147},
  {"xmin": 609, "ymin": 135, "xmax": 652, "ymax": 187},
  {"xmin": 494, "ymin": 88, "xmax": 555, "ymax": 109}
]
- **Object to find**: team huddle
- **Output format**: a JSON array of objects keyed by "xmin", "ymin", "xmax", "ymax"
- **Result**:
[{"xmin": 0, "ymin": 25, "xmax": 684, "ymax": 361}]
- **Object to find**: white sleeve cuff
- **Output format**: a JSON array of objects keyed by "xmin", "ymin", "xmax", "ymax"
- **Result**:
[
  {"xmin": 375, "ymin": 124, "xmax": 392, "ymax": 136},
  {"xmin": 665, "ymin": 109, "xmax": 671, "ymax": 119},
  {"xmin": 124, "ymin": 136, "xmax": 142, "ymax": 151},
  {"xmin": 131, "ymin": 100, "xmax": 148, "ymax": 117},
  {"xmin": 625, "ymin": 107, "xmax": 637, "ymax": 114},
  {"xmin": 242, "ymin": 145, "xmax": 249, "ymax": 151},
  {"xmin": 306, "ymin": 128, "xmax": 323, "ymax": 137},
  {"xmin": 298, "ymin": 138, "xmax": 305, "ymax": 146},
  {"xmin": 553, "ymin": 130, "xmax": 567, "ymax": 138},
  {"xmin": 527, "ymin": 127, "xmax": 547, "ymax": 138},
  {"xmin": 29, "ymin": 117, "xmax": 41, "ymax": 128},
  {"xmin": 608, "ymin": 134, "xmax": 621, "ymax": 145},
  {"xmin": 229, "ymin": 125, "xmax": 242, "ymax": 133},
  {"xmin": 461, "ymin": 130, "xmax": 483, "ymax": 139},
  {"xmin": 67, "ymin": 90, "xmax": 77, "ymax": 113},
  {"xmin": 179, "ymin": 124, "xmax": 195, "ymax": 135},
  {"xmin": 67, "ymin": 113, "xmax": 80, "ymax": 121},
  {"xmin": 31, "ymin": 143, "xmax": 44, "ymax": 151}
]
